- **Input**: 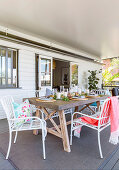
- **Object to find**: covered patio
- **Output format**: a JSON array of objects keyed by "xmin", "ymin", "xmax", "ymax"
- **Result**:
[
  {"xmin": 0, "ymin": 0, "xmax": 119, "ymax": 170},
  {"xmin": 0, "ymin": 117, "xmax": 119, "ymax": 170}
]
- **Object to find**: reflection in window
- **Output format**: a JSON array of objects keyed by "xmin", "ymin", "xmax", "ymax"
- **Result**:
[
  {"xmin": 41, "ymin": 59, "xmax": 51, "ymax": 86},
  {"xmin": 71, "ymin": 64, "xmax": 78, "ymax": 85},
  {"xmin": 0, "ymin": 47, "xmax": 18, "ymax": 88}
]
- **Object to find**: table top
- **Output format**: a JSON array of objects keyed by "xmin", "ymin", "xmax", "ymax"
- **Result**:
[{"xmin": 25, "ymin": 96, "xmax": 108, "ymax": 111}]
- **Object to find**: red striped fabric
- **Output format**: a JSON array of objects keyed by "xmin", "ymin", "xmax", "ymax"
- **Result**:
[
  {"xmin": 100, "ymin": 99, "xmax": 110, "ymax": 125},
  {"xmin": 75, "ymin": 98, "xmax": 110, "ymax": 127}
]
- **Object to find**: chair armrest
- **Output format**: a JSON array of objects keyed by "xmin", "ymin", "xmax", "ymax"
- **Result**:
[
  {"xmin": 73, "ymin": 112, "xmax": 109, "ymax": 121},
  {"xmin": 73, "ymin": 112, "xmax": 99, "ymax": 120},
  {"xmin": 73, "ymin": 112, "xmax": 100, "ymax": 120}
]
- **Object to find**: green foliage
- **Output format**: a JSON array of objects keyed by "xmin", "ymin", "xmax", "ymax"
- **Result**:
[
  {"xmin": 88, "ymin": 70, "xmax": 99, "ymax": 91},
  {"xmin": 102, "ymin": 58, "xmax": 119, "ymax": 86},
  {"xmin": 53, "ymin": 94, "xmax": 57, "ymax": 100},
  {"xmin": 62, "ymin": 96, "xmax": 69, "ymax": 101},
  {"xmin": 111, "ymin": 58, "xmax": 119, "ymax": 68},
  {"xmin": 102, "ymin": 69, "xmax": 112, "ymax": 85},
  {"xmin": 103, "ymin": 72, "xmax": 119, "ymax": 85},
  {"xmin": 72, "ymin": 65, "xmax": 78, "ymax": 85}
]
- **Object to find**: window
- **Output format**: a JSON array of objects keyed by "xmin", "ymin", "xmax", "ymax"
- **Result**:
[
  {"xmin": 0, "ymin": 47, "xmax": 18, "ymax": 88},
  {"xmin": 41, "ymin": 58, "xmax": 51, "ymax": 86},
  {"xmin": 71, "ymin": 64, "xmax": 78, "ymax": 85}
]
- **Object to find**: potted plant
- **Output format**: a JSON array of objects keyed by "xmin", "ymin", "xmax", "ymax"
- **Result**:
[{"xmin": 88, "ymin": 70, "xmax": 100, "ymax": 91}]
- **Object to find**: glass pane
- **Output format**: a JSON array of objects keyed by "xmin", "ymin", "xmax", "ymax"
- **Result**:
[
  {"xmin": 8, "ymin": 50, "xmax": 11, "ymax": 58},
  {"xmin": 13, "ymin": 51, "xmax": 17, "ymax": 86},
  {"xmin": 8, "ymin": 51, "xmax": 11, "ymax": 79},
  {"xmin": 41, "ymin": 59, "xmax": 51, "ymax": 73},
  {"xmin": 0, "ymin": 56, "xmax": 1, "ymax": 77},
  {"xmin": 0, "ymin": 48, "xmax": 17, "ymax": 87},
  {"xmin": 41, "ymin": 73, "xmax": 51, "ymax": 86},
  {"xmin": 2, "ymin": 56, "xmax": 5, "ymax": 78},
  {"xmin": 2, "ymin": 78, "xmax": 5, "ymax": 85},
  {"xmin": 1, "ymin": 49, "xmax": 6, "ymax": 56},
  {"xmin": 46, "ymin": 59, "xmax": 51, "ymax": 72},
  {"xmin": 72, "ymin": 64, "xmax": 78, "ymax": 85},
  {"xmin": 8, "ymin": 78, "xmax": 11, "ymax": 85},
  {"xmin": 13, "ymin": 69, "xmax": 16, "ymax": 86}
]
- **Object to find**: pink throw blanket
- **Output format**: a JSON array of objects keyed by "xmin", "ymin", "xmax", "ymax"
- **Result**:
[
  {"xmin": 109, "ymin": 96, "xmax": 119, "ymax": 144},
  {"xmin": 75, "ymin": 97, "xmax": 119, "ymax": 144}
]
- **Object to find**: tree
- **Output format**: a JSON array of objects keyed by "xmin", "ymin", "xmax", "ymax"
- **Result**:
[
  {"xmin": 102, "ymin": 58, "xmax": 119, "ymax": 86},
  {"xmin": 88, "ymin": 70, "xmax": 99, "ymax": 91}
]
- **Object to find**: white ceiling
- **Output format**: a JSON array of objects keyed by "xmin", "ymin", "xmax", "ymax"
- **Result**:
[{"xmin": 0, "ymin": 0, "xmax": 119, "ymax": 58}]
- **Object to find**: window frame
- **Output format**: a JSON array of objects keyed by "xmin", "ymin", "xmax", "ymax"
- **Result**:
[
  {"xmin": 40, "ymin": 58, "xmax": 52, "ymax": 86},
  {"xmin": 0, "ymin": 46, "xmax": 18, "ymax": 88}
]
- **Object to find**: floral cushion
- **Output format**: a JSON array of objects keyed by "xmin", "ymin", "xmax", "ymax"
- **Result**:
[{"xmin": 12, "ymin": 99, "xmax": 32, "ymax": 127}]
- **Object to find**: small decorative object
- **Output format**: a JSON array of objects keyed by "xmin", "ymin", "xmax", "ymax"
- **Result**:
[
  {"xmin": 86, "ymin": 89, "xmax": 89, "ymax": 94},
  {"xmin": 67, "ymin": 92, "xmax": 72, "ymax": 99},
  {"xmin": 64, "ymin": 92, "xmax": 68, "ymax": 97},
  {"xmin": 77, "ymin": 87, "xmax": 82, "ymax": 95},
  {"xmin": 53, "ymin": 94, "xmax": 57, "ymax": 100},
  {"xmin": 60, "ymin": 86, "xmax": 64, "ymax": 92},
  {"xmin": 81, "ymin": 95, "xmax": 85, "ymax": 98},
  {"xmin": 62, "ymin": 67, "xmax": 69, "ymax": 85},
  {"xmin": 57, "ymin": 92, "xmax": 61, "ymax": 99},
  {"xmin": 88, "ymin": 70, "xmax": 100, "ymax": 91}
]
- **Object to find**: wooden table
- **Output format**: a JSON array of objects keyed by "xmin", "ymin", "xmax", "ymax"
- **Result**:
[{"xmin": 26, "ymin": 96, "xmax": 108, "ymax": 153}]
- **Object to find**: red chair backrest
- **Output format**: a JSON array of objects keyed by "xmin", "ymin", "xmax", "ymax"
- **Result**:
[{"xmin": 99, "ymin": 98, "xmax": 110, "ymax": 126}]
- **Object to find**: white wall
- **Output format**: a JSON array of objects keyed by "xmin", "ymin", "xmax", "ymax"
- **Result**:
[
  {"xmin": 19, "ymin": 50, "xmax": 35, "ymax": 90},
  {"xmin": 0, "ymin": 39, "xmax": 102, "ymax": 119},
  {"xmin": 77, "ymin": 60, "xmax": 102, "ymax": 89}
]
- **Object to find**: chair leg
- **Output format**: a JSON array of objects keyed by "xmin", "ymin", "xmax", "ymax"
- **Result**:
[
  {"xmin": 98, "ymin": 131, "xmax": 103, "ymax": 158},
  {"xmin": 70, "ymin": 129, "xmax": 73, "ymax": 145},
  {"xmin": 14, "ymin": 131, "xmax": 18, "ymax": 144},
  {"xmin": 6, "ymin": 131, "xmax": 12, "ymax": 159},
  {"xmin": 70, "ymin": 120, "xmax": 73, "ymax": 145},
  {"xmin": 42, "ymin": 129, "xmax": 46, "ymax": 159}
]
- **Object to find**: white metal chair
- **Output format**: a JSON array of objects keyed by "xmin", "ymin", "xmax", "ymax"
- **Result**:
[
  {"xmin": 0, "ymin": 96, "xmax": 47, "ymax": 160},
  {"xmin": 89, "ymin": 89, "xmax": 108, "ymax": 113},
  {"xmin": 92, "ymin": 89, "xmax": 107, "ymax": 95},
  {"xmin": 70, "ymin": 98, "xmax": 110, "ymax": 158}
]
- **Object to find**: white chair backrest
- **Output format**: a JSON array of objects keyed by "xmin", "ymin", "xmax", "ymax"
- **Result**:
[
  {"xmin": 99, "ymin": 98, "xmax": 110, "ymax": 126},
  {"xmin": 0, "ymin": 96, "xmax": 15, "ymax": 120},
  {"xmin": 92, "ymin": 89, "xmax": 107, "ymax": 95}
]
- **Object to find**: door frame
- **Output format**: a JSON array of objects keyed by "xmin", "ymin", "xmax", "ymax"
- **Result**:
[{"xmin": 35, "ymin": 54, "xmax": 53, "ymax": 94}]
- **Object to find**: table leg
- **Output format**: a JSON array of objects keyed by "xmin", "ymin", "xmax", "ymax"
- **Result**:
[
  {"xmin": 73, "ymin": 106, "xmax": 78, "ymax": 119},
  {"xmin": 33, "ymin": 109, "xmax": 40, "ymax": 135},
  {"xmin": 58, "ymin": 110, "xmax": 71, "ymax": 152},
  {"xmin": 96, "ymin": 101, "xmax": 100, "ymax": 110}
]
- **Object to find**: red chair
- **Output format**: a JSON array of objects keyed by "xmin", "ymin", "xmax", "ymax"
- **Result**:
[{"xmin": 70, "ymin": 98, "xmax": 110, "ymax": 158}]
